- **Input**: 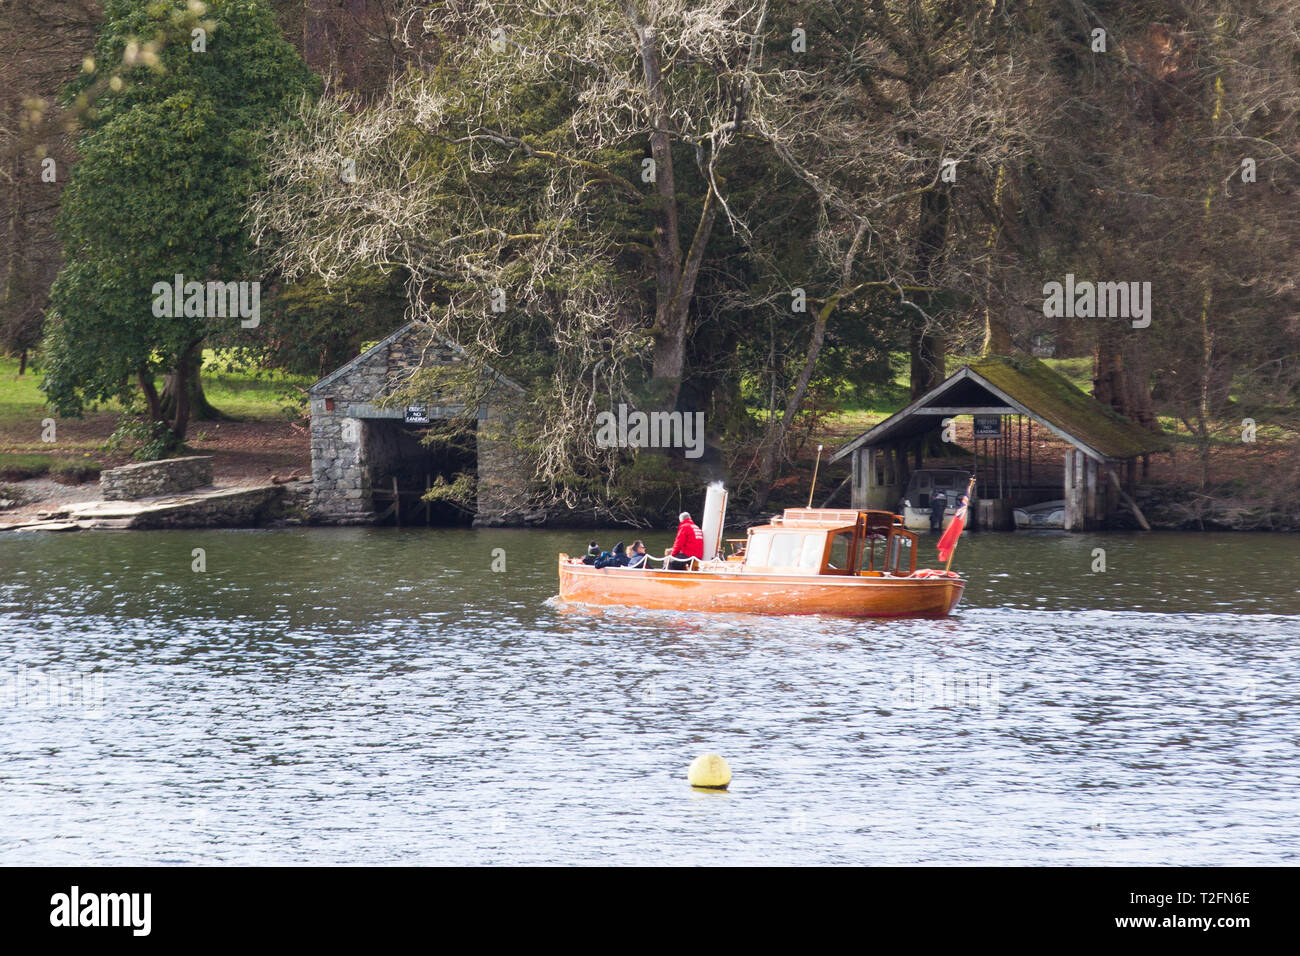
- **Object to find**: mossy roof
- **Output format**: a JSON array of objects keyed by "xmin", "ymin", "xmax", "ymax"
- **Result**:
[
  {"xmin": 967, "ymin": 355, "xmax": 1169, "ymax": 459},
  {"xmin": 831, "ymin": 353, "xmax": 1169, "ymax": 463}
]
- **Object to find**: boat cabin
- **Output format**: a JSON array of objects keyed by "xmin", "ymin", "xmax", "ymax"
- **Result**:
[{"xmin": 737, "ymin": 508, "xmax": 917, "ymax": 577}]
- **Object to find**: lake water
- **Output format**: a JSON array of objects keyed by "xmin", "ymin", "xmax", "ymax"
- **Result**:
[{"xmin": 1, "ymin": 528, "xmax": 1296, "ymax": 865}]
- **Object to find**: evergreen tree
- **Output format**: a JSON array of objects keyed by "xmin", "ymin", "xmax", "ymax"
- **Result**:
[{"xmin": 42, "ymin": 0, "xmax": 316, "ymax": 444}]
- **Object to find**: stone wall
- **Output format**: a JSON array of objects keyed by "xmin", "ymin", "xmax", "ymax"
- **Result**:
[
  {"xmin": 126, "ymin": 486, "xmax": 283, "ymax": 529},
  {"xmin": 473, "ymin": 399, "xmax": 535, "ymax": 526},
  {"xmin": 100, "ymin": 456, "xmax": 213, "ymax": 501},
  {"xmin": 308, "ymin": 411, "xmax": 368, "ymax": 522}
]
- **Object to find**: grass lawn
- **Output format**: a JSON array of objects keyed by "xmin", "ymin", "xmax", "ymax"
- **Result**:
[
  {"xmin": 195, "ymin": 352, "xmax": 314, "ymax": 421},
  {"xmin": 0, "ymin": 351, "xmax": 312, "ymax": 427},
  {"xmin": 0, "ymin": 359, "xmax": 52, "ymax": 430},
  {"xmin": 0, "ymin": 352, "xmax": 314, "ymax": 471}
]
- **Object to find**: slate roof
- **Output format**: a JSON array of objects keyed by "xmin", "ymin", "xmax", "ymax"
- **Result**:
[{"xmin": 308, "ymin": 321, "xmax": 524, "ymax": 397}]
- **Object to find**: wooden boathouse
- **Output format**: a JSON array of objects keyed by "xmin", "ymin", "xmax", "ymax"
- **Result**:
[{"xmin": 830, "ymin": 356, "xmax": 1170, "ymax": 530}]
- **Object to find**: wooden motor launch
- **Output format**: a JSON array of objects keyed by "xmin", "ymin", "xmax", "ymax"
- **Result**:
[{"xmin": 558, "ymin": 486, "xmax": 971, "ymax": 618}]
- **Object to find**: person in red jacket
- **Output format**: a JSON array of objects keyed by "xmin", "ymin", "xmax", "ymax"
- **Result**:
[{"xmin": 668, "ymin": 511, "xmax": 704, "ymax": 570}]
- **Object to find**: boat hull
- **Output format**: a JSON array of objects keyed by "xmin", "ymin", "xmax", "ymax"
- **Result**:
[
  {"xmin": 557, "ymin": 558, "xmax": 965, "ymax": 618},
  {"xmin": 901, "ymin": 505, "xmax": 963, "ymax": 533}
]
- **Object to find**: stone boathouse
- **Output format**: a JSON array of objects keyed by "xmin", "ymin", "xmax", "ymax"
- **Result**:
[{"xmin": 308, "ymin": 322, "xmax": 527, "ymax": 526}]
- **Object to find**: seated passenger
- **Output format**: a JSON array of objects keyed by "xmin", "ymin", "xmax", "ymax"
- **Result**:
[
  {"xmin": 626, "ymin": 540, "xmax": 648, "ymax": 569},
  {"xmin": 581, "ymin": 540, "xmax": 601, "ymax": 565},
  {"xmin": 595, "ymin": 541, "xmax": 627, "ymax": 569}
]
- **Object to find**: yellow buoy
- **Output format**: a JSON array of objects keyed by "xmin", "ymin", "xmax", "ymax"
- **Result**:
[{"xmin": 687, "ymin": 753, "xmax": 731, "ymax": 789}]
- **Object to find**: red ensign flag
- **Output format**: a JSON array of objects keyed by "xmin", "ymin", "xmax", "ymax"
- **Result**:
[{"xmin": 936, "ymin": 494, "xmax": 969, "ymax": 563}]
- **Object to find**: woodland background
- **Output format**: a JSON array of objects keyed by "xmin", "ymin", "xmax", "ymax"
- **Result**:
[{"xmin": 1, "ymin": 0, "xmax": 1297, "ymax": 527}]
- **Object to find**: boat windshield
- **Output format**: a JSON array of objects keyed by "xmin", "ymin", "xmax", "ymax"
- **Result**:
[{"xmin": 748, "ymin": 531, "xmax": 823, "ymax": 571}]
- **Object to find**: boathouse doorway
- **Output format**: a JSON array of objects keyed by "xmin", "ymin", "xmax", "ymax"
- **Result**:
[{"xmin": 363, "ymin": 419, "xmax": 477, "ymax": 526}]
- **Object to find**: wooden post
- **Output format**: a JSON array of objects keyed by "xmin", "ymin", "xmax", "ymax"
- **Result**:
[
  {"xmin": 1017, "ymin": 415, "xmax": 1023, "ymax": 492},
  {"xmin": 1027, "ymin": 418, "xmax": 1033, "ymax": 487},
  {"xmin": 851, "ymin": 448, "xmax": 861, "ymax": 510},
  {"xmin": 1063, "ymin": 449, "xmax": 1077, "ymax": 531},
  {"xmin": 1077, "ymin": 451, "xmax": 1086, "ymax": 530},
  {"xmin": 864, "ymin": 447, "xmax": 876, "ymax": 510},
  {"xmin": 997, "ymin": 419, "xmax": 1005, "ymax": 501},
  {"xmin": 392, "ymin": 475, "xmax": 401, "ymax": 526},
  {"xmin": 1085, "ymin": 456, "xmax": 1098, "ymax": 529}
]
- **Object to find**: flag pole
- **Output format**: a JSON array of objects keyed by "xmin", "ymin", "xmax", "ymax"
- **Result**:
[
  {"xmin": 807, "ymin": 444, "xmax": 824, "ymax": 508},
  {"xmin": 943, "ymin": 474, "xmax": 978, "ymax": 572}
]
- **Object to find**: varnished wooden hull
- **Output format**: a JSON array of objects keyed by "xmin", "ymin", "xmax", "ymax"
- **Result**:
[{"xmin": 557, "ymin": 557, "xmax": 965, "ymax": 618}]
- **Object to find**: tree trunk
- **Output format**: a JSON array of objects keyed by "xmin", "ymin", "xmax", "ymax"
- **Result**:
[
  {"xmin": 138, "ymin": 369, "xmax": 162, "ymax": 423},
  {"xmin": 1126, "ymin": 347, "xmax": 1157, "ymax": 430},
  {"xmin": 911, "ymin": 328, "xmax": 947, "ymax": 398},
  {"xmin": 1193, "ymin": 71, "xmax": 1227, "ymax": 491},
  {"xmin": 154, "ymin": 344, "xmax": 206, "ymax": 443},
  {"xmin": 630, "ymin": 2, "xmax": 753, "ymax": 410},
  {"xmin": 909, "ymin": 187, "xmax": 952, "ymax": 398},
  {"xmin": 752, "ymin": 298, "xmax": 834, "ymax": 512},
  {"xmin": 168, "ymin": 357, "xmax": 191, "ymax": 443},
  {"xmin": 633, "ymin": 11, "xmax": 686, "ymax": 406},
  {"xmin": 751, "ymin": 222, "xmax": 868, "ymax": 512},
  {"xmin": 303, "ymin": 0, "xmax": 336, "ymax": 76},
  {"xmin": 1092, "ymin": 330, "xmax": 1127, "ymax": 412},
  {"xmin": 3, "ymin": 147, "xmax": 32, "ymax": 361},
  {"xmin": 981, "ymin": 313, "xmax": 1012, "ymax": 356},
  {"xmin": 981, "ymin": 165, "xmax": 1012, "ymax": 356},
  {"xmin": 160, "ymin": 347, "xmax": 224, "ymax": 422},
  {"xmin": 1093, "ymin": 329, "xmax": 1159, "ymax": 429}
]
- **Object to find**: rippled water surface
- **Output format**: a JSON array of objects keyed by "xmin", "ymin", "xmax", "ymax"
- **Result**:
[{"xmin": 1, "ymin": 528, "xmax": 1297, "ymax": 864}]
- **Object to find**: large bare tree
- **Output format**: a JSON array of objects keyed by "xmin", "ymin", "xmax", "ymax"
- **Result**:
[{"xmin": 253, "ymin": 0, "xmax": 817, "ymax": 490}]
